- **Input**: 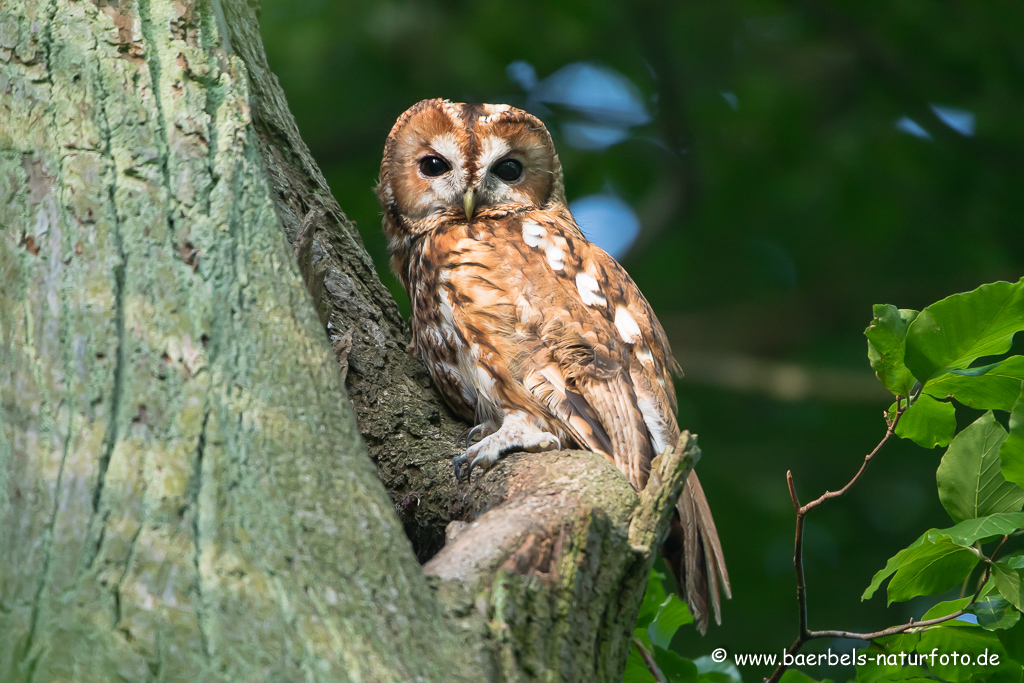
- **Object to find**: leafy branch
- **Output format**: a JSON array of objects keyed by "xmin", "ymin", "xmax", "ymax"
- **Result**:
[
  {"xmin": 767, "ymin": 278, "xmax": 1024, "ymax": 683},
  {"xmin": 767, "ymin": 399, "xmax": 907, "ymax": 683},
  {"xmin": 622, "ymin": 278, "xmax": 1024, "ymax": 683},
  {"xmin": 768, "ymin": 443, "xmax": 1006, "ymax": 683}
]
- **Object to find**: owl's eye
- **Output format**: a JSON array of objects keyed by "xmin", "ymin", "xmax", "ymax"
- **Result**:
[
  {"xmin": 492, "ymin": 158, "xmax": 523, "ymax": 182},
  {"xmin": 419, "ymin": 156, "xmax": 451, "ymax": 177}
]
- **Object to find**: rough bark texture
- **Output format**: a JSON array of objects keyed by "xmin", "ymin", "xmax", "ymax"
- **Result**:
[
  {"xmin": 217, "ymin": 0, "xmax": 468, "ymax": 561},
  {"xmin": 0, "ymin": 1, "xmax": 477, "ymax": 680},
  {"xmin": 0, "ymin": 1, "xmax": 694, "ymax": 681}
]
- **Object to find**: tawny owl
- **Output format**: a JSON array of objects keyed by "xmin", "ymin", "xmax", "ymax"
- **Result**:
[{"xmin": 376, "ymin": 98, "xmax": 730, "ymax": 632}]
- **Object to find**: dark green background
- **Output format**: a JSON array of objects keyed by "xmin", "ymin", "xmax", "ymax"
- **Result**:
[{"xmin": 258, "ymin": 1, "xmax": 1024, "ymax": 678}]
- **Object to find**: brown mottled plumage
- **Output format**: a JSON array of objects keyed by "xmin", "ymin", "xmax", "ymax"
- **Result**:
[{"xmin": 376, "ymin": 99, "xmax": 730, "ymax": 632}]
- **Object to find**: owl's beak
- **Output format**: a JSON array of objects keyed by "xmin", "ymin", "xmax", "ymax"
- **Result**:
[{"xmin": 462, "ymin": 189, "xmax": 476, "ymax": 220}]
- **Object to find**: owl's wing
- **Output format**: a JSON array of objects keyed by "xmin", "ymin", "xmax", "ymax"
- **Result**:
[
  {"xmin": 506, "ymin": 209, "xmax": 681, "ymax": 489},
  {"xmin": 506, "ymin": 209, "xmax": 730, "ymax": 632}
]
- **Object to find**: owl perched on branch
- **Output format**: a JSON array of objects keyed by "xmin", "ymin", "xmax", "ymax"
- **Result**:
[{"xmin": 376, "ymin": 99, "xmax": 730, "ymax": 631}]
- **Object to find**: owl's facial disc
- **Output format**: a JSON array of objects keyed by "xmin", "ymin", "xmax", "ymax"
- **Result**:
[
  {"xmin": 464, "ymin": 157, "xmax": 521, "ymax": 218},
  {"xmin": 377, "ymin": 100, "xmax": 562, "ymax": 236},
  {"xmin": 466, "ymin": 129, "xmax": 556, "ymax": 214},
  {"xmin": 419, "ymin": 132, "xmax": 531, "ymax": 220},
  {"xmin": 406, "ymin": 131, "xmax": 470, "ymax": 219}
]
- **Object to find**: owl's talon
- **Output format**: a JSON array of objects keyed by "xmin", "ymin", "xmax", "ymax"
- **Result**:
[
  {"xmin": 453, "ymin": 454, "xmax": 472, "ymax": 482},
  {"xmin": 452, "ymin": 449, "xmax": 491, "ymax": 483},
  {"xmin": 458, "ymin": 424, "xmax": 485, "ymax": 451}
]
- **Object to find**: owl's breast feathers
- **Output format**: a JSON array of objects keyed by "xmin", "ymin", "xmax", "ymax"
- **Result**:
[{"xmin": 403, "ymin": 207, "xmax": 682, "ymax": 490}]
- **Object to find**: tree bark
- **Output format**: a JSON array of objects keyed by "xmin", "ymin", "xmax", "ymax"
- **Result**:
[{"xmin": 0, "ymin": 1, "xmax": 694, "ymax": 681}]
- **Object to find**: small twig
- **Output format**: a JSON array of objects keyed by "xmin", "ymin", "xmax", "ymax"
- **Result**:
[
  {"xmin": 800, "ymin": 397, "xmax": 905, "ymax": 516},
  {"xmin": 633, "ymin": 637, "xmax": 667, "ymax": 683},
  {"xmin": 766, "ymin": 402, "xmax": 1009, "ymax": 682},
  {"xmin": 766, "ymin": 401, "xmax": 924, "ymax": 683},
  {"xmin": 767, "ymin": 550, "xmax": 997, "ymax": 683},
  {"xmin": 804, "ymin": 549, "xmax": 997, "ymax": 641},
  {"xmin": 805, "ymin": 607, "xmax": 970, "ymax": 641},
  {"xmin": 786, "ymin": 471, "xmax": 809, "ymax": 639}
]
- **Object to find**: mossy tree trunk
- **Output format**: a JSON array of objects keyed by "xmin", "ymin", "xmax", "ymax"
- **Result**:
[{"xmin": 0, "ymin": 1, "xmax": 694, "ymax": 681}]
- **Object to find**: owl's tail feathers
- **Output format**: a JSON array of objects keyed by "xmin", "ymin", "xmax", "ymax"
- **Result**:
[{"xmin": 665, "ymin": 470, "xmax": 731, "ymax": 635}]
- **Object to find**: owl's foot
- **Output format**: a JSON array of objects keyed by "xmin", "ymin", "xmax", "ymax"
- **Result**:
[{"xmin": 453, "ymin": 412, "xmax": 561, "ymax": 482}]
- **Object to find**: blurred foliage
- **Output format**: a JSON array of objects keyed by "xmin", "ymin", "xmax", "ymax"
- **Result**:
[
  {"xmin": 625, "ymin": 563, "xmax": 744, "ymax": 683},
  {"xmin": 259, "ymin": 1, "xmax": 1024, "ymax": 680}
]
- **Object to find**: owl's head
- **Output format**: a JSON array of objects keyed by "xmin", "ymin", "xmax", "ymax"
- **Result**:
[{"xmin": 376, "ymin": 99, "xmax": 565, "ymax": 244}]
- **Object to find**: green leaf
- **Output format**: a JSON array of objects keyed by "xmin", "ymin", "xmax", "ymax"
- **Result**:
[
  {"xmin": 636, "ymin": 568, "xmax": 669, "ymax": 629},
  {"xmin": 779, "ymin": 671, "xmax": 820, "ymax": 683},
  {"xmin": 973, "ymin": 595, "xmax": 1021, "ymax": 631},
  {"xmin": 1005, "ymin": 551, "xmax": 1024, "ymax": 570},
  {"xmin": 998, "ymin": 618, "xmax": 1024, "ymax": 665},
  {"xmin": 1001, "ymin": 385, "xmax": 1024, "ymax": 488},
  {"xmin": 887, "ymin": 535, "xmax": 979, "ymax": 604},
  {"xmin": 695, "ymin": 674, "xmax": 736, "ymax": 683},
  {"xmin": 863, "ymin": 531, "xmax": 929, "ymax": 600},
  {"xmin": 652, "ymin": 647, "xmax": 698, "ymax": 683},
  {"xmin": 695, "ymin": 674, "xmax": 733, "ymax": 683},
  {"xmin": 624, "ymin": 642, "xmax": 659, "ymax": 683},
  {"xmin": 883, "ymin": 517, "xmax": 1024, "ymax": 616},
  {"xmin": 855, "ymin": 639, "xmax": 923, "ymax": 683},
  {"xmin": 941, "ymin": 512, "xmax": 1024, "ymax": 545},
  {"xmin": 994, "ymin": 562, "xmax": 1023, "ymax": 610},
  {"xmin": 925, "ymin": 357, "xmax": 1024, "ymax": 411},
  {"xmin": 904, "ymin": 278, "xmax": 1024, "ymax": 385},
  {"xmin": 863, "ymin": 529, "xmax": 979, "ymax": 603},
  {"xmin": 866, "ymin": 305, "xmax": 920, "ymax": 396},
  {"xmin": 917, "ymin": 623, "xmax": 1019, "ymax": 682},
  {"xmin": 858, "ymin": 675, "xmax": 929, "ymax": 683},
  {"xmin": 922, "ymin": 597, "xmax": 971, "ymax": 619},
  {"xmin": 648, "ymin": 594, "xmax": 693, "ymax": 649},
  {"xmin": 937, "ymin": 412, "xmax": 1024, "ymax": 522},
  {"xmin": 861, "ymin": 515, "xmax": 1021, "ymax": 603},
  {"xmin": 693, "ymin": 656, "xmax": 742, "ymax": 683},
  {"xmin": 890, "ymin": 394, "xmax": 955, "ymax": 448},
  {"xmin": 874, "ymin": 631, "xmax": 922, "ymax": 654}
]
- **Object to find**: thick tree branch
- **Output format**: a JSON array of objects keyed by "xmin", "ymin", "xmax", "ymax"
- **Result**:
[
  {"xmin": 424, "ymin": 436, "xmax": 698, "ymax": 678},
  {"xmin": 426, "ymin": 434, "xmax": 699, "ymax": 584}
]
